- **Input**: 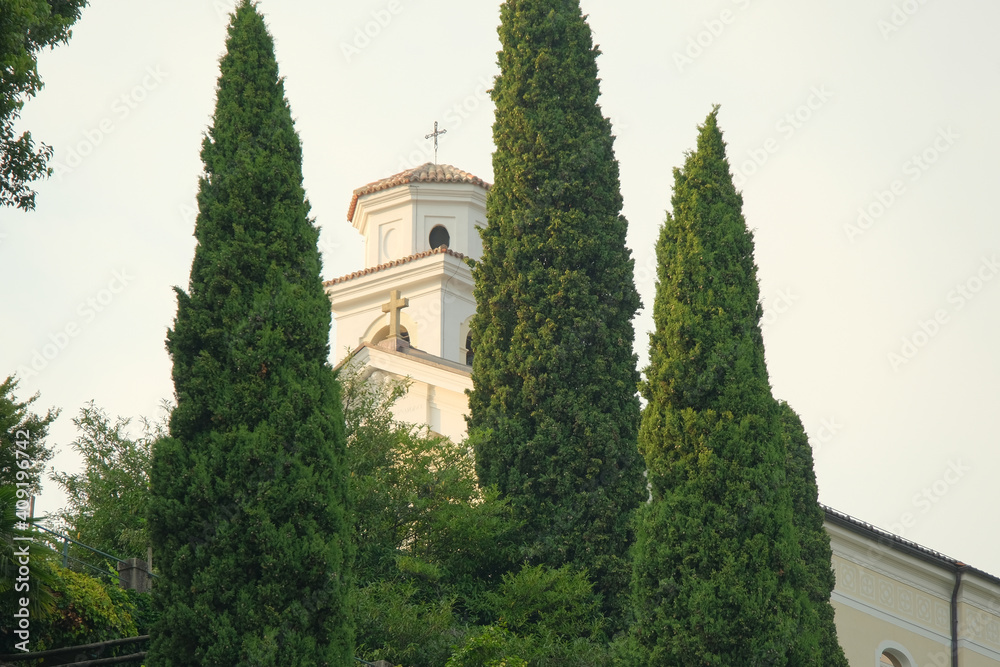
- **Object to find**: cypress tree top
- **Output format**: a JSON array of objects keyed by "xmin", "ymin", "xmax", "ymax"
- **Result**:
[
  {"xmin": 646, "ymin": 107, "xmax": 770, "ymax": 417},
  {"xmin": 170, "ymin": 2, "xmax": 328, "ymax": 411},
  {"xmin": 631, "ymin": 108, "xmax": 841, "ymax": 665},
  {"xmin": 468, "ymin": 0, "xmax": 644, "ymax": 616},
  {"xmin": 148, "ymin": 2, "xmax": 353, "ymax": 664}
]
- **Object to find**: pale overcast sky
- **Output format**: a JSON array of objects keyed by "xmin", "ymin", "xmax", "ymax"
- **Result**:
[{"xmin": 3, "ymin": 0, "xmax": 999, "ymax": 575}]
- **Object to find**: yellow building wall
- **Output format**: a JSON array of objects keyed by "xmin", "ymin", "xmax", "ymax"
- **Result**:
[
  {"xmin": 832, "ymin": 597, "xmax": 948, "ymax": 666},
  {"xmin": 828, "ymin": 530, "xmax": 1000, "ymax": 666}
]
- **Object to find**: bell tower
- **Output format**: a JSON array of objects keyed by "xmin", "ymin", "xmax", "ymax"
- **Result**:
[{"xmin": 324, "ymin": 163, "xmax": 490, "ymax": 440}]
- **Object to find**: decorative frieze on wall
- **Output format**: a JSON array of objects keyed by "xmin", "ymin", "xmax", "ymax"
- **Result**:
[
  {"xmin": 832, "ymin": 554, "xmax": 950, "ymax": 635},
  {"xmin": 832, "ymin": 553, "xmax": 1000, "ymax": 654},
  {"xmin": 960, "ymin": 604, "xmax": 1000, "ymax": 650}
]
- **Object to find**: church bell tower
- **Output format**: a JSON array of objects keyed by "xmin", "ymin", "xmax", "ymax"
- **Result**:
[{"xmin": 324, "ymin": 162, "xmax": 489, "ymax": 440}]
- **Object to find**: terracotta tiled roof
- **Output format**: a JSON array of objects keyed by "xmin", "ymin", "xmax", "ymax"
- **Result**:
[
  {"xmin": 347, "ymin": 163, "xmax": 491, "ymax": 222},
  {"xmin": 323, "ymin": 246, "xmax": 468, "ymax": 287}
]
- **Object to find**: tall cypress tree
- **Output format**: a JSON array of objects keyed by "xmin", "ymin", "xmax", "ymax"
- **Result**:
[
  {"xmin": 467, "ymin": 0, "xmax": 644, "ymax": 615},
  {"xmin": 780, "ymin": 402, "xmax": 849, "ymax": 667},
  {"xmin": 631, "ymin": 107, "xmax": 844, "ymax": 665},
  {"xmin": 147, "ymin": 3, "xmax": 352, "ymax": 664}
]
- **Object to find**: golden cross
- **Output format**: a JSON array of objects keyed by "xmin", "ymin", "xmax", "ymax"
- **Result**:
[{"xmin": 382, "ymin": 289, "xmax": 409, "ymax": 338}]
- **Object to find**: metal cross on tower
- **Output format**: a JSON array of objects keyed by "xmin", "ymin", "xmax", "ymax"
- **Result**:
[{"xmin": 425, "ymin": 121, "xmax": 447, "ymax": 164}]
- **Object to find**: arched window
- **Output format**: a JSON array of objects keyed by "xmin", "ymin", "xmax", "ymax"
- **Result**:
[
  {"xmin": 465, "ymin": 332, "xmax": 474, "ymax": 366},
  {"xmin": 880, "ymin": 653, "xmax": 901, "ymax": 667},
  {"xmin": 877, "ymin": 643, "xmax": 914, "ymax": 667},
  {"xmin": 429, "ymin": 225, "xmax": 450, "ymax": 250}
]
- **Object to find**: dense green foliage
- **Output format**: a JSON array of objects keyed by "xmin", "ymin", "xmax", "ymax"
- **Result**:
[
  {"xmin": 2, "ymin": 560, "xmax": 153, "ymax": 658},
  {"xmin": 355, "ymin": 559, "xmax": 622, "ymax": 667},
  {"xmin": 483, "ymin": 564, "xmax": 604, "ymax": 641},
  {"xmin": 630, "ymin": 108, "xmax": 844, "ymax": 665},
  {"xmin": 51, "ymin": 402, "xmax": 162, "ymax": 566},
  {"xmin": 355, "ymin": 579, "xmax": 460, "ymax": 667},
  {"xmin": 342, "ymin": 360, "xmax": 516, "ymax": 599},
  {"xmin": 2, "ymin": 483, "xmax": 151, "ymax": 656},
  {"xmin": 147, "ymin": 2, "xmax": 353, "ymax": 664},
  {"xmin": 0, "ymin": 0, "xmax": 87, "ymax": 210},
  {"xmin": 467, "ymin": 0, "xmax": 644, "ymax": 617},
  {"xmin": 342, "ymin": 362, "xmax": 617, "ymax": 667},
  {"xmin": 445, "ymin": 625, "xmax": 615, "ymax": 667},
  {"xmin": 780, "ymin": 402, "xmax": 849, "ymax": 666},
  {"xmin": 342, "ymin": 359, "xmax": 513, "ymax": 666},
  {"xmin": 443, "ymin": 563, "xmax": 622, "ymax": 667},
  {"xmin": 30, "ymin": 566, "xmax": 139, "ymax": 652},
  {"xmin": 0, "ymin": 375, "xmax": 58, "ymax": 491}
]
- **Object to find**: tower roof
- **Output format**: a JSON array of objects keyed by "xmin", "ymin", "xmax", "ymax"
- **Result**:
[
  {"xmin": 347, "ymin": 163, "xmax": 490, "ymax": 222},
  {"xmin": 322, "ymin": 245, "xmax": 468, "ymax": 287}
]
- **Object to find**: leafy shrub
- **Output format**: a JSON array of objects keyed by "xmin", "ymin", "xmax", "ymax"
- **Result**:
[
  {"xmin": 485, "ymin": 564, "xmax": 605, "ymax": 641},
  {"xmin": 31, "ymin": 565, "xmax": 140, "ymax": 657},
  {"xmin": 355, "ymin": 579, "xmax": 461, "ymax": 667},
  {"xmin": 446, "ymin": 623, "xmax": 616, "ymax": 667},
  {"xmin": 445, "ymin": 625, "xmax": 527, "ymax": 667}
]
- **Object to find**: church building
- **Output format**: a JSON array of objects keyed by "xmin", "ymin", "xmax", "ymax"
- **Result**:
[
  {"xmin": 324, "ymin": 163, "xmax": 482, "ymax": 441},
  {"xmin": 324, "ymin": 163, "xmax": 1000, "ymax": 667}
]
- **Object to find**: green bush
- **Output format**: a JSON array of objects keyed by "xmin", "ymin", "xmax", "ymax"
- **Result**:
[
  {"xmin": 484, "ymin": 564, "xmax": 605, "ymax": 641},
  {"xmin": 124, "ymin": 587, "xmax": 157, "ymax": 635},
  {"xmin": 445, "ymin": 625, "xmax": 527, "ymax": 667},
  {"xmin": 31, "ymin": 565, "xmax": 139, "ymax": 655},
  {"xmin": 446, "ymin": 624, "xmax": 615, "ymax": 667},
  {"xmin": 341, "ymin": 357, "xmax": 519, "ymax": 624},
  {"xmin": 354, "ymin": 580, "xmax": 460, "ymax": 667},
  {"xmin": 50, "ymin": 402, "xmax": 163, "ymax": 568}
]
